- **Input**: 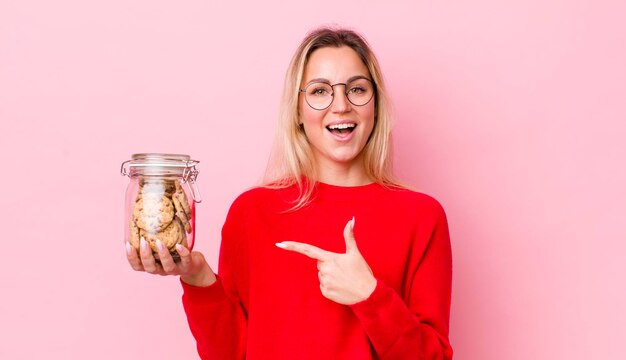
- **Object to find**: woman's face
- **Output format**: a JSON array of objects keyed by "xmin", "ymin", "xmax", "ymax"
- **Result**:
[{"xmin": 299, "ymin": 46, "xmax": 376, "ymax": 174}]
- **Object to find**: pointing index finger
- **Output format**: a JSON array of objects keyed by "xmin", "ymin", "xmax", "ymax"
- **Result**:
[{"xmin": 276, "ymin": 241, "xmax": 334, "ymax": 261}]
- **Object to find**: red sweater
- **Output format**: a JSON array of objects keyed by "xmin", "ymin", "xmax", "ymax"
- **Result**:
[{"xmin": 181, "ymin": 182, "xmax": 453, "ymax": 359}]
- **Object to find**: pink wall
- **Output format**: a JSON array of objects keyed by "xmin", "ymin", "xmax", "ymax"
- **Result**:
[{"xmin": 1, "ymin": 1, "xmax": 624, "ymax": 359}]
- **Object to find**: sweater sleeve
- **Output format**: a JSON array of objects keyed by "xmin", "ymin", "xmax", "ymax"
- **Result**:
[
  {"xmin": 350, "ymin": 200, "xmax": 453, "ymax": 359},
  {"xmin": 181, "ymin": 198, "xmax": 249, "ymax": 360}
]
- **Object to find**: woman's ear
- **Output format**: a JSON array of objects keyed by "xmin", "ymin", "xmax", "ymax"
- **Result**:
[{"xmin": 297, "ymin": 119, "xmax": 305, "ymax": 133}]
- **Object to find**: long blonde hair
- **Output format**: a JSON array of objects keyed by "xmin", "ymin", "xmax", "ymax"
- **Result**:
[{"xmin": 264, "ymin": 26, "xmax": 401, "ymax": 209}]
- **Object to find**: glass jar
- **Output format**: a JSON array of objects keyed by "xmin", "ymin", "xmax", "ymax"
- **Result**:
[{"xmin": 120, "ymin": 153, "xmax": 202, "ymax": 261}]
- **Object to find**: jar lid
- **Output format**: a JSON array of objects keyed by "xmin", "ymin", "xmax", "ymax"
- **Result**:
[{"xmin": 121, "ymin": 153, "xmax": 198, "ymax": 175}]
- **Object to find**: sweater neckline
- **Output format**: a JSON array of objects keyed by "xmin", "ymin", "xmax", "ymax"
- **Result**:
[{"xmin": 313, "ymin": 181, "xmax": 382, "ymax": 201}]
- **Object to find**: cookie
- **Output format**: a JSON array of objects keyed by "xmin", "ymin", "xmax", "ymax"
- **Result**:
[
  {"xmin": 129, "ymin": 218, "xmax": 141, "ymax": 251},
  {"xmin": 140, "ymin": 217, "xmax": 185, "ymax": 253},
  {"xmin": 174, "ymin": 181, "xmax": 192, "ymax": 217},
  {"xmin": 133, "ymin": 196, "xmax": 175, "ymax": 233},
  {"xmin": 172, "ymin": 194, "xmax": 192, "ymax": 233}
]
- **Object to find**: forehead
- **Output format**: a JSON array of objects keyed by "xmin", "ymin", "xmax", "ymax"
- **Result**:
[{"xmin": 303, "ymin": 46, "xmax": 370, "ymax": 83}]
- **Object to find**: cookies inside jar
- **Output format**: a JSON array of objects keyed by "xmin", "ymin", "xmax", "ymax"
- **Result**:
[{"xmin": 129, "ymin": 177, "xmax": 193, "ymax": 261}]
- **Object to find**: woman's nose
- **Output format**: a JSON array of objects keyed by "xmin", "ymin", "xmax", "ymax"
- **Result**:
[{"xmin": 330, "ymin": 87, "xmax": 351, "ymax": 113}]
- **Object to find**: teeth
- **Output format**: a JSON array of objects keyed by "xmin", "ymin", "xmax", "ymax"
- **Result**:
[{"xmin": 327, "ymin": 123, "xmax": 356, "ymax": 130}]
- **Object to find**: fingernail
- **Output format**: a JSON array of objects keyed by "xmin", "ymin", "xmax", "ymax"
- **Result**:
[
  {"xmin": 275, "ymin": 242, "xmax": 287, "ymax": 249},
  {"xmin": 175, "ymin": 244, "xmax": 184, "ymax": 252},
  {"xmin": 352, "ymin": 216, "xmax": 355, "ymax": 228},
  {"xmin": 156, "ymin": 239, "xmax": 164, "ymax": 251},
  {"xmin": 125, "ymin": 242, "xmax": 133, "ymax": 255},
  {"xmin": 140, "ymin": 237, "xmax": 147, "ymax": 251}
]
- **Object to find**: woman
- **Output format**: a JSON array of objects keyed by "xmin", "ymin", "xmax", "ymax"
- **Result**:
[{"xmin": 126, "ymin": 26, "xmax": 453, "ymax": 359}]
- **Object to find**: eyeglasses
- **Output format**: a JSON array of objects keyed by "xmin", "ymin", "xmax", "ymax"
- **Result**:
[{"xmin": 299, "ymin": 77, "xmax": 375, "ymax": 110}]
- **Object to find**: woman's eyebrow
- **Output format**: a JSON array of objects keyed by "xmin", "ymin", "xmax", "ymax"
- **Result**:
[
  {"xmin": 346, "ymin": 75, "xmax": 370, "ymax": 83},
  {"xmin": 304, "ymin": 75, "xmax": 371, "ymax": 86},
  {"xmin": 305, "ymin": 78, "xmax": 330, "ymax": 86}
]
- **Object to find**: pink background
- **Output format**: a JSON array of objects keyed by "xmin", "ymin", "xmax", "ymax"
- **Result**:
[{"xmin": 1, "ymin": 0, "xmax": 624, "ymax": 359}]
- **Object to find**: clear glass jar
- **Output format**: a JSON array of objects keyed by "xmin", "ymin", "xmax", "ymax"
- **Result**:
[{"xmin": 120, "ymin": 153, "xmax": 202, "ymax": 261}]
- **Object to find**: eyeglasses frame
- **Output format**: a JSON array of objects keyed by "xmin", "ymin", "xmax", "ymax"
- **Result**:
[{"xmin": 298, "ymin": 77, "xmax": 376, "ymax": 111}]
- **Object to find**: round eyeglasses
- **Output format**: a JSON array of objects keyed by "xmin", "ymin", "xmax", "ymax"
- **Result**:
[{"xmin": 299, "ymin": 77, "xmax": 375, "ymax": 110}]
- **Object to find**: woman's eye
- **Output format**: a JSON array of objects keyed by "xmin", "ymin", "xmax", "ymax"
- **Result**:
[
  {"xmin": 311, "ymin": 88, "xmax": 329, "ymax": 96},
  {"xmin": 349, "ymin": 87, "xmax": 365, "ymax": 94}
]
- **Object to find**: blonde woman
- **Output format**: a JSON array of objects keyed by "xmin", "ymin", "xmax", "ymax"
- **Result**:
[{"xmin": 127, "ymin": 27, "xmax": 453, "ymax": 359}]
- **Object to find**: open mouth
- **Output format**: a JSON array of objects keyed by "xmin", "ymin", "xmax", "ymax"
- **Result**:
[{"xmin": 326, "ymin": 123, "xmax": 356, "ymax": 136}]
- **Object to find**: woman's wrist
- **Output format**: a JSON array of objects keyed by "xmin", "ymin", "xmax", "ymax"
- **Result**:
[
  {"xmin": 181, "ymin": 265, "xmax": 217, "ymax": 287},
  {"xmin": 358, "ymin": 276, "xmax": 377, "ymax": 302}
]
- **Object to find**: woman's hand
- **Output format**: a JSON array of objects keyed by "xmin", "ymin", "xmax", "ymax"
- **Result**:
[
  {"xmin": 276, "ymin": 217, "xmax": 377, "ymax": 305},
  {"xmin": 126, "ymin": 238, "xmax": 217, "ymax": 287}
]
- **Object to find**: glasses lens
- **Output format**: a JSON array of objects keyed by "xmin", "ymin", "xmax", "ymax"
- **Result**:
[
  {"xmin": 346, "ymin": 78, "xmax": 374, "ymax": 106},
  {"xmin": 305, "ymin": 82, "xmax": 333, "ymax": 110}
]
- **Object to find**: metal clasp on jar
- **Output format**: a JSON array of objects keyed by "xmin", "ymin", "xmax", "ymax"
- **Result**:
[{"xmin": 182, "ymin": 161, "xmax": 202, "ymax": 203}]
